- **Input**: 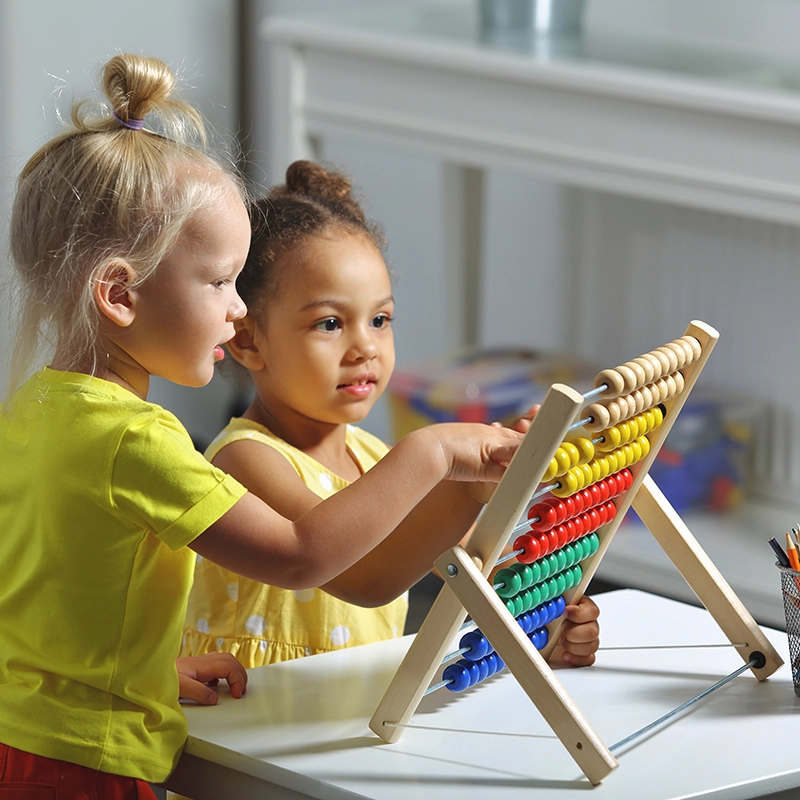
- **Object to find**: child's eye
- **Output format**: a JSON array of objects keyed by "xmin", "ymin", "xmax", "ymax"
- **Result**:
[
  {"xmin": 213, "ymin": 278, "xmax": 231, "ymax": 289},
  {"xmin": 371, "ymin": 314, "xmax": 393, "ymax": 329},
  {"xmin": 315, "ymin": 318, "xmax": 340, "ymax": 332}
]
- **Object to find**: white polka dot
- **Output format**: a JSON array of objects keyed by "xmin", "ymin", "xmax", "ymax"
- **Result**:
[
  {"xmin": 330, "ymin": 625, "xmax": 351, "ymax": 647},
  {"xmin": 319, "ymin": 473, "xmax": 334, "ymax": 491},
  {"xmin": 259, "ymin": 640, "xmax": 268, "ymax": 652},
  {"xmin": 196, "ymin": 618, "xmax": 210, "ymax": 634},
  {"xmin": 304, "ymin": 646, "xmax": 313, "ymax": 656},
  {"xmin": 216, "ymin": 637, "xmax": 225, "ymax": 650},
  {"xmin": 294, "ymin": 588, "xmax": 315, "ymax": 603},
  {"xmin": 245, "ymin": 615, "xmax": 267, "ymax": 636},
  {"xmin": 226, "ymin": 582, "xmax": 239, "ymax": 602}
]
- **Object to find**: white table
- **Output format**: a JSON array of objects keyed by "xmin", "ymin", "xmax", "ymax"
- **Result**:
[{"xmin": 164, "ymin": 589, "xmax": 799, "ymax": 799}]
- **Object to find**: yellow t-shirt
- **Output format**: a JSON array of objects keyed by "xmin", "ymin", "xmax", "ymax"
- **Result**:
[
  {"xmin": 0, "ymin": 369, "xmax": 246, "ymax": 783},
  {"xmin": 181, "ymin": 418, "xmax": 408, "ymax": 668}
]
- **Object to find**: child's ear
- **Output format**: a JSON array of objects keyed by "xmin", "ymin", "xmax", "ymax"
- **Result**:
[
  {"xmin": 94, "ymin": 260, "xmax": 137, "ymax": 328},
  {"xmin": 226, "ymin": 317, "xmax": 266, "ymax": 370}
]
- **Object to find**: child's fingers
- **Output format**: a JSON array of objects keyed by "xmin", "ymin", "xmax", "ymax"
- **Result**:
[
  {"xmin": 176, "ymin": 653, "xmax": 248, "ymax": 701},
  {"xmin": 563, "ymin": 596, "xmax": 600, "ymax": 624}
]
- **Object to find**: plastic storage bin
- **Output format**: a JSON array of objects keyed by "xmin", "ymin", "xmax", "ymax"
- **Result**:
[{"xmin": 387, "ymin": 347, "xmax": 596, "ymax": 443}]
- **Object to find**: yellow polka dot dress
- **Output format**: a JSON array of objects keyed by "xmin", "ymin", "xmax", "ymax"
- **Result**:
[{"xmin": 181, "ymin": 418, "xmax": 409, "ymax": 668}]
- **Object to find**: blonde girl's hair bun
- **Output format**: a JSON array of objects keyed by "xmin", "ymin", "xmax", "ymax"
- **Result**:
[{"xmin": 99, "ymin": 53, "xmax": 205, "ymax": 143}]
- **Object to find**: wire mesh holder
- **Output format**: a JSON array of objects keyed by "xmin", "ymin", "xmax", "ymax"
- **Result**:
[{"xmin": 778, "ymin": 564, "xmax": 800, "ymax": 697}]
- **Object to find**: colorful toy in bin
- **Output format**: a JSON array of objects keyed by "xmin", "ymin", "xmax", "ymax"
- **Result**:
[
  {"xmin": 387, "ymin": 347, "xmax": 597, "ymax": 443},
  {"xmin": 639, "ymin": 389, "xmax": 755, "ymax": 516}
]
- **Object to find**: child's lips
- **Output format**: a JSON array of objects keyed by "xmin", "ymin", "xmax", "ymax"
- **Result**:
[
  {"xmin": 338, "ymin": 377, "xmax": 376, "ymax": 397},
  {"xmin": 213, "ymin": 346, "xmax": 225, "ymax": 361}
]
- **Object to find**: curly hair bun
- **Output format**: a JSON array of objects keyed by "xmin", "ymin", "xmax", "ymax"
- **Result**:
[{"xmin": 284, "ymin": 160, "xmax": 367, "ymax": 225}]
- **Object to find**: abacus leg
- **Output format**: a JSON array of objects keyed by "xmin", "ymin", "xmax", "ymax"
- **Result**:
[
  {"xmin": 632, "ymin": 474, "xmax": 783, "ymax": 680},
  {"xmin": 369, "ymin": 579, "xmax": 471, "ymax": 744},
  {"xmin": 437, "ymin": 546, "xmax": 618, "ymax": 785}
]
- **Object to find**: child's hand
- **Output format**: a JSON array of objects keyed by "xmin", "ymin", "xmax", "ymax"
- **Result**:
[
  {"xmin": 468, "ymin": 405, "xmax": 540, "ymax": 504},
  {"xmin": 424, "ymin": 422, "xmax": 524, "ymax": 485},
  {"xmin": 554, "ymin": 595, "xmax": 600, "ymax": 667},
  {"xmin": 495, "ymin": 404, "xmax": 539, "ymax": 435},
  {"xmin": 176, "ymin": 653, "xmax": 248, "ymax": 705}
]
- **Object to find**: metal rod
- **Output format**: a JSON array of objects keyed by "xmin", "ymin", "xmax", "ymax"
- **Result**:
[{"xmin": 609, "ymin": 656, "xmax": 759, "ymax": 753}]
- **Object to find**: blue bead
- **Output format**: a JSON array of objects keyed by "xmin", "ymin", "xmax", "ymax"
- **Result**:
[
  {"xmin": 442, "ymin": 662, "xmax": 471, "ymax": 692},
  {"xmin": 460, "ymin": 629, "xmax": 490, "ymax": 661},
  {"xmin": 554, "ymin": 595, "xmax": 566, "ymax": 618}
]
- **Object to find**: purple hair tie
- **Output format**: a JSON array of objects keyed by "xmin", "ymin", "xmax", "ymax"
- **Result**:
[{"xmin": 113, "ymin": 110, "xmax": 145, "ymax": 131}]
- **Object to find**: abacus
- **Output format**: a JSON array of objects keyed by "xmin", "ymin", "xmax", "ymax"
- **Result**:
[{"xmin": 369, "ymin": 320, "xmax": 783, "ymax": 784}]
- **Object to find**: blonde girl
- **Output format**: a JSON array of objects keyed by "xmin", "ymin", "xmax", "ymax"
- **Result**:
[
  {"xmin": 181, "ymin": 160, "xmax": 601, "ymax": 670},
  {"xmin": 0, "ymin": 56, "xmax": 523, "ymax": 795}
]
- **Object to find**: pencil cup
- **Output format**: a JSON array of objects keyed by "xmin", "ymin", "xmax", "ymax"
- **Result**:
[{"xmin": 778, "ymin": 565, "xmax": 800, "ymax": 696}]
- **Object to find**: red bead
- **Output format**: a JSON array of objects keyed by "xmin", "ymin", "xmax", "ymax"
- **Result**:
[
  {"xmin": 588, "ymin": 482, "xmax": 603, "ymax": 507},
  {"xmin": 543, "ymin": 529, "xmax": 558, "ymax": 556},
  {"xmin": 528, "ymin": 502, "xmax": 556, "ymax": 532},
  {"xmin": 544, "ymin": 497, "xmax": 568, "ymax": 525},
  {"xmin": 561, "ymin": 495, "xmax": 576, "ymax": 521},
  {"xmin": 587, "ymin": 507, "xmax": 601, "ymax": 532},
  {"xmin": 514, "ymin": 534, "xmax": 539, "ymax": 563},
  {"xmin": 604, "ymin": 500, "xmax": 617, "ymax": 521}
]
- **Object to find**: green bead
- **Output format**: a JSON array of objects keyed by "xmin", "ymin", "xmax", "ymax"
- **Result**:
[
  {"xmin": 495, "ymin": 567, "xmax": 521, "ymax": 598},
  {"xmin": 511, "ymin": 562, "xmax": 534, "ymax": 590}
]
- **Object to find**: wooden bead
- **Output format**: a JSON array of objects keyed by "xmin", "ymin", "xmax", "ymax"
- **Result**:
[
  {"xmin": 632, "ymin": 356, "xmax": 655, "ymax": 384},
  {"xmin": 585, "ymin": 403, "xmax": 610, "ymax": 431},
  {"xmin": 594, "ymin": 368, "xmax": 625, "ymax": 398},
  {"xmin": 655, "ymin": 346, "xmax": 679, "ymax": 373},
  {"xmin": 680, "ymin": 335, "xmax": 702, "ymax": 360},
  {"xmin": 673, "ymin": 370, "xmax": 685, "ymax": 394},
  {"xmin": 649, "ymin": 349, "xmax": 671, "ymax": 377},
  {"xmin": 622, "ymin": 360, "xmax": 647, "ymax": 388},
  {"xmin": 640, "ymin": 352, "xmax": 664, "ymax": 382},
  {"xmin": 663, "ymin": 341, "xmax": 687, "ymax": 369},
  {"xmin": 646, "ymin": 380, "xmax": 662, "ymax": 405},
  {"xmin": 620, "ymin": 393, "xmax": 637, "ymax": 421},
  {"xmin": 654, "ymin": 377, "xmax": 670, "ymax": 402},
  {"xmin": 606, "ymin": 399, "xmax": 622, "ymax": 427},
  {"xmin": 616, "ymin": 364, "xmax": 638, "ymax": 393}
]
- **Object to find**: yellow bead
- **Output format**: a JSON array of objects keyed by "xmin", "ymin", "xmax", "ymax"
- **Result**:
[
  {"xmin": 561, "ymin": 441, "xmax": 581, "ymax": 470},
  {"xmin": 571, "ymin": 436, "xmax": 595, "ymax": 464}
]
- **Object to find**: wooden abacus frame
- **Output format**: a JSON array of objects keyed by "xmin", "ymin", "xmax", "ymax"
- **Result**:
[{"xmin": 369, "ymin": 320, "xmax": 784, "ymax": 784}]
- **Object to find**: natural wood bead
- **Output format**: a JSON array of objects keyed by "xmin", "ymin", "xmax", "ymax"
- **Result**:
[
  {"xmin": 622, "ymin": 360, "xmax": 646, "ymax": 389},
  {"xmin": 655, "ymin": 346, "xmax": 679, "ymax": 373},
  {"xmin": 606, "ymin": 399, "xmax": 623, "ymax": 427},
  {"xmin": 585, "ymin": 403, "xmax": 611, "ymax": 431},
  {"xmin": 632, "ymin": 356, "xmax": 656, "ymax": 383},
  {"xmin": 680, "ymin": 335, "xmax": 702, "ymax": 360},
  {"xmin": 663, "ymin": 341, "xmax": 687, "ymax": 369},
  {"xmin": 616, "ymin": 364, "xmax": 638, "ymax": 393},
  {"xmin": 640, "ymin": 352, "xmax": 664, "ymax": 382},
  {"xmin": 594, "ymin": 368, "xmax": 625, "ymax": 398}
]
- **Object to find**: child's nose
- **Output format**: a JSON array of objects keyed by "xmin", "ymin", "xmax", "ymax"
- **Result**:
[
  {"xmin": 229, "ymin": 293, "xmax": 247, "ymax": 321},
  {"xmin": 349, "ymin": 329, "xmax": 379, "ymax": 361}
]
